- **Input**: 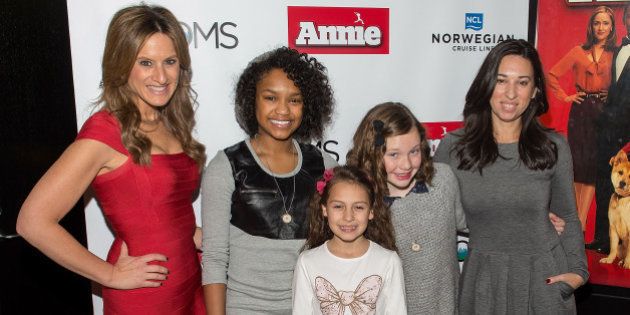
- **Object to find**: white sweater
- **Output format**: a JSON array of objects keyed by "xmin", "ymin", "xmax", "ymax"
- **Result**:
[{"xmin": 292, "ymin": 241, "xmax": 407, "ymax": 314}]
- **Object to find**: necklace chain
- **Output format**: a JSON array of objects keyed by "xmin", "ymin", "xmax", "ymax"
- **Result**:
[
  {"xmin": 270, "ymin": 173, "xmax": 295, "ymax": 222},
  {"xmin": 253, "ymin": 136, "xmax": 296, "ymax": 224}
]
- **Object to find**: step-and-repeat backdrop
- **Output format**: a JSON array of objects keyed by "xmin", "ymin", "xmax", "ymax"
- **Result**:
[{"xmin": 66, "ymin": 0, "xmax": 529, "ymax": 310}]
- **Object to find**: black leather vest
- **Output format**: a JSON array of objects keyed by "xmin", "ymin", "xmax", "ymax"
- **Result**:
[{"xmin": 224, "ymin": 141, "xmax": 324, "ymax": 239}]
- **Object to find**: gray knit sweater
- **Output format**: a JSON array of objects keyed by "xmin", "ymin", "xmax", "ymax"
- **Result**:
[{"xmin": 390, "ymin": 163, "xmax": 467, "ymax": 314}]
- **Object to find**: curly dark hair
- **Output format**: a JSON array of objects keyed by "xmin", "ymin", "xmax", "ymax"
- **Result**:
[
  {"xmin": 303, "ymin": 166, "xmax": 397, "ymax": 252},
  {"xmin": 234, "ymin": 47, "xmax": 334, "ymax": 141},
  {"xmin": 346, "ymin": 102, "xmax": 434, "ymax": 198}
]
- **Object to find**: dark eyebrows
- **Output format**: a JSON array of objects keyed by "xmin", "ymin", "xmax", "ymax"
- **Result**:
[{"xmin": 496, "ymin": 73, "xmax": 532, "ymax": 80}]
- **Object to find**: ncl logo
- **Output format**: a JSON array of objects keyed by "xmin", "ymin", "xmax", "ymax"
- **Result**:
[{"xmin": 465, "ymin": 13, "xmax": 483, "ymax": 31}]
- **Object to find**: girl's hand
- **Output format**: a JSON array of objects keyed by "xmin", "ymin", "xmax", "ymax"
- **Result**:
[
  {"xmin": 107, "ymin": 241, "xmax": 169, "ymax": 289},
  {"xmin": 565, "ymin": 92, "xmax": 585, "ymax": 104},
  {"xmin": 547, "ymin": 272, "xmax": 584, "ymax": 289},
  {"xmin": 548, "ymin": 212, "xmax": 565, "ymax": 235},
  {"xmin": 194, "ymin": 227, "xmax": 202, "ymax": 250}
]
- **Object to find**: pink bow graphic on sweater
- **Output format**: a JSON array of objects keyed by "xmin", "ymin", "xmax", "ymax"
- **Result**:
[{"xmin": 315, "ymin": 275, "xmax": 383, "ymax": 315}]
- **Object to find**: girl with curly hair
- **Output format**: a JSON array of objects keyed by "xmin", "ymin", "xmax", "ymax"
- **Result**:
[
  {"xmin": 346, "ymin": 102, "xmax": 466, "ymax": 314},
  {"xmin": 201, "ymin": 47, "xmax": 336, "ymax": 313},
  {"xmin": 292, "ymin": 166, "xmax": 406, "ymax": 313},
  {"xmin": 17, "ymin": 4, "xmax": 206, "ymax": 314}
]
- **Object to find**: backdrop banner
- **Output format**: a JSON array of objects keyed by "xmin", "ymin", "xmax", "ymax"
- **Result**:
[{"xmin": 66, "ymin": 0, "xmax": 529, "ymax": 311}]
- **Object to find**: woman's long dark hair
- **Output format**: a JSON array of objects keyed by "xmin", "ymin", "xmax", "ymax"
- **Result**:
[{"xmin": 453, "ymin": 39, "xmax": 557, "ymax": 173}]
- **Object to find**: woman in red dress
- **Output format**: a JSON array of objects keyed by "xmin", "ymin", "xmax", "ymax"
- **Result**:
[
  {"xmin": 16, "ymin": 5, "xmax": 206, "ymax": 314},
  {"xmin": 547, "ymin": 6, "xmax": 617, "ymax": 231}
]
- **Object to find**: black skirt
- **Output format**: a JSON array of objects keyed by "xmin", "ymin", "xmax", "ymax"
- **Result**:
[{"xmin": 567, "ymin": 95, "xmax": 604, "ymax": 183}]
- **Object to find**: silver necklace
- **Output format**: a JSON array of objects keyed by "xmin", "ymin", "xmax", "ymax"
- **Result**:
[{"xmin": 254, "ymin": 136, "xmax": 296, "ymax": 224}]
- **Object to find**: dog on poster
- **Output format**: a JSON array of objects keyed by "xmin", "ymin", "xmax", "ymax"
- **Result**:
[{"xmin": 599, "ymin": 150, "xmax": 630, "ymax": 268}]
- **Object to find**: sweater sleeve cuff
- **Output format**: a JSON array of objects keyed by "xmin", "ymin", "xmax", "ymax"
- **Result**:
[{"xmin": 571, "ymin": 266, "xmax": 589, "ymax": 285}]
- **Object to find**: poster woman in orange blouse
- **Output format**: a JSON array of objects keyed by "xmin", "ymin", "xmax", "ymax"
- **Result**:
[{"xmin": 547, "ymin": 6, "xmax": 616, "ymax": 231}]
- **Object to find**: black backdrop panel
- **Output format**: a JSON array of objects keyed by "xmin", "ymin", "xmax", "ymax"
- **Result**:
[{"xmin": 0, "ymin": 0, "xmax": 92, "ymax": 314}]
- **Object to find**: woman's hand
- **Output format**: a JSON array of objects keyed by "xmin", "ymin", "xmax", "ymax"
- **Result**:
[
  {"xmin": 548, "ymin": 212, "xmax": 565, "ymax": 235},
  {"xmin": 194, "ymin": 227, "xmax": 202, "ymax": 250},
  {"xmin": 106, "ymin": 241, "xmax": 169, "ymax": 289},
  {"xmin": 565, "ymin": 92, "xmax": 586, "ymax": 104},
  {"xmin": 547, "ymin": 272, "xmax": 584, "ymax": 289}
]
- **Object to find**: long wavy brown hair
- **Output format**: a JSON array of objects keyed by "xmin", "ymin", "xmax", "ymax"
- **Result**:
[
  {"xmin": 303, "ymin": 166, "xmax": 397, "ymax": 252},
  {"xmin": 346, "ymin": 102, "xmax": 434, "ymax": 198},
  {"xmin": 98, "ymin": 4, "xmax": 205, "ymax": 168}
]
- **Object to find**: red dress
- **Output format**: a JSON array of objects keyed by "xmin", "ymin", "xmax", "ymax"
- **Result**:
[{"xmin": 77, "ymin": 111, "xmax": 205, "ymax": 314}]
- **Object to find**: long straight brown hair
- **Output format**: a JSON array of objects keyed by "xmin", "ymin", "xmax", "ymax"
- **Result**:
[
  {"xmin": 98, "ymin": 4, "xmax": 205, "ymax": 168},
  {"xmin": 582, "ymin": 6, "xmax": 616, "ymax": 52}
]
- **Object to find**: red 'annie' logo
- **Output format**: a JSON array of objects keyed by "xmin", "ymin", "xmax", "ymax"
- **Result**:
[
  {"xmin": 423, "ymin": 121, "xmax": 463, "ymax": 140},
  {"xmin": 423, "ymin": 121, "xmax": 463, "ymax": 155},
  {"xmin": 288, "ymin": 6, "xmax": 389, "ymax": 54}
]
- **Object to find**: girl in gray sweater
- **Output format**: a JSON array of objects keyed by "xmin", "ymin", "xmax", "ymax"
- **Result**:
[{"xmin": 346, "ymin": 102, "xmax": 467, "ymax": 314}]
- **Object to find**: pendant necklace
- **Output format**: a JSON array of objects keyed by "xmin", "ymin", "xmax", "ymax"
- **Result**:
[
  {"xmin": 276, "ymin": 176, "xmax": 296, "ymax": 224},
  {"xmin": 255, "ymin": 136, "xmax": 296, "ymax": 224}
]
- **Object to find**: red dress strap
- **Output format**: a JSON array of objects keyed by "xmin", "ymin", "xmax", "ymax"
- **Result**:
[{"xmin": 76, "ymin": 111, "xmax": 128, "ymax": 155}]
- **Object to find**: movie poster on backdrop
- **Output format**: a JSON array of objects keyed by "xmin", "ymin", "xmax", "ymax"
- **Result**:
[
  {"xmin": 537, "ymin": 0, "xmax": 630, "ymax": 288},
  {"xmin": 66, "ymin": 0, "xmax": 528, "ymax": 312}
]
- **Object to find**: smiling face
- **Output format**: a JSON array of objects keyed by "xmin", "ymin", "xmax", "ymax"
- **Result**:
[
  {"xmin": 322, "ymin": 181, "xmax": 373, "ymax": 247},
  {"xmin": 383, "ymin": 127, "xmax": 422, "ymax": 197},
  {"xmin": 127, "ymin": 33, "xmax": 180, "ymax": 112},
  {"xmin": 592, "ymin": 12, "xmax": 613, "ymax": 43},
  {"xmin": 255, "ymin": 68, "xmax": 304, "ymax": 142},
  {"xmin": 489, "ymin": 54, "xmax": 536, "ymax": 131}
]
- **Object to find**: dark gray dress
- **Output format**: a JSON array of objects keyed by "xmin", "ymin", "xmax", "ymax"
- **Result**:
[{"xmin": 434, "ymin": 131, "xmax": 588, "ymax": 314}]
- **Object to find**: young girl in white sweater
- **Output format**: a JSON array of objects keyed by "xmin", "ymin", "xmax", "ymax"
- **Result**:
[{"xmin": 292, "ymin": 166, "xmax": 407, "ymax": 314}]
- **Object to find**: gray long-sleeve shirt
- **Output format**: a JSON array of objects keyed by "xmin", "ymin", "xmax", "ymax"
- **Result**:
[{"xmin": 201, "ymin": 139, "xmax": 336, "ymax": 314}]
